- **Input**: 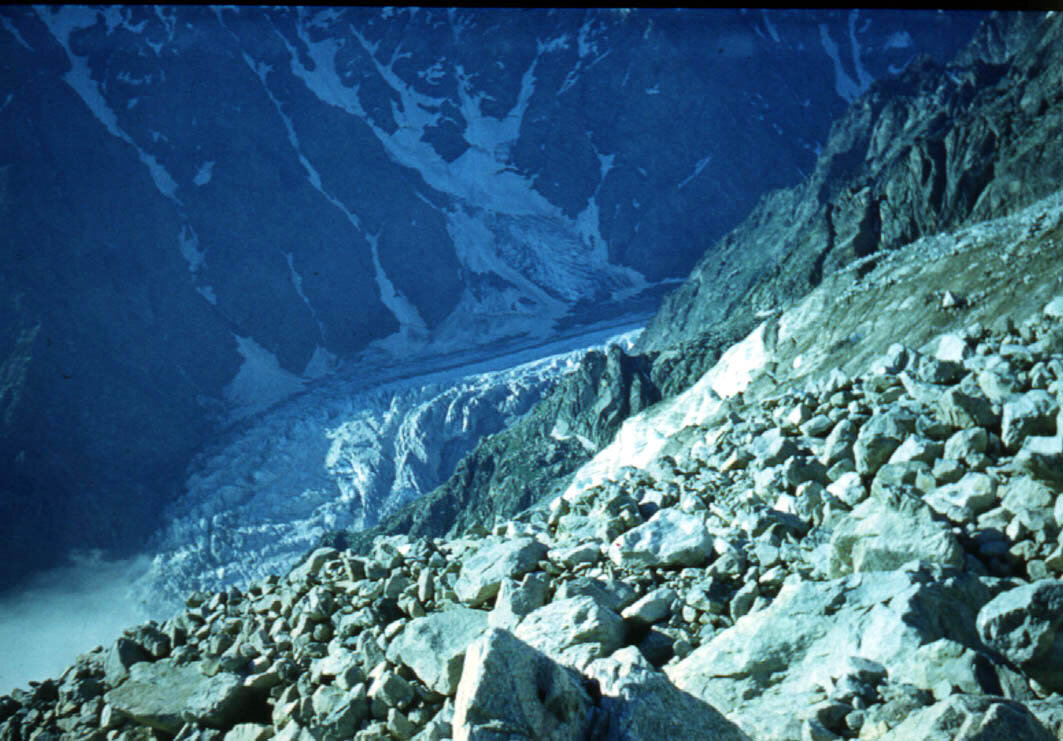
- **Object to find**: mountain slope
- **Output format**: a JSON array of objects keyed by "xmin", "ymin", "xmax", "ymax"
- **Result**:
[
  {"xmin": 0, "ymin": 7, "xmax": 984, "ymax": 590},
  {"xmin": 340, "ymin": 11, "xmax": 1060, "ymax": 549}
]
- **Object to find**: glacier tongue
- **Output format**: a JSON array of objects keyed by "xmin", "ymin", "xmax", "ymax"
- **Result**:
[{"xmin": 136, "ymin": 325, "xmax": 641, "ymax": 611}]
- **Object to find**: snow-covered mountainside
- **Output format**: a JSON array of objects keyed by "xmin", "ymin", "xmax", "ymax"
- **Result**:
[
  {"xmin": 136, "ymin": 324, "xmax": 642, "ymax": 611},
  {"xmin": 0, "ymin": 7, "xmax": 985, "ymax": 589}
]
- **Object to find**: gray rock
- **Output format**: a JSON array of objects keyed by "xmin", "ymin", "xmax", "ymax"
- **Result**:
[
  {"xmin": 104, "ymin": 636, "xmax": 152, "ymax": 686},
  {"xmin": 887, "ymin": 435, "xmax": 943, "ymax": 465},
  {"xmin": 977, "ymin": 579, "xmax": 1063, "ymax": 692},
  {"xmin": 514, "ymin": 596, "xmax": 625, "ymax": 669},
  {"xmin": 667, "ymin": 565, "xmax": 992, "ymax": 741},
  {"xmin": 489, "ymin": 573, "xmax": 549, "ymax": 630},
  {"xmin": 287, "ymin": 548, "xmax": 339, "ymax": 585},
  {"xmin": 937, "ymin": 385, "xmax": 995, "ymax": 429},
  {"xmin": 386, "ymin": 607, "xmax": 489, "ymax": 695},
  {"xmin": 879, "ymin": 694, "xmax": 1054, "ymax": 740},
  {"xmin": 827, "ymin": 472, "xmax": 866, "ymax": 508},
  {"xmin": 934, "ymin": 333, "xmax": 972, "ymax": 364},
  {"xmin": 890, "ymin": 638, "xmax": 1032, "ymax": 701},
  {"xmin": 943, "ymin": 427, "xmax": 988, "ymax": 462},
  {"xmin": 751, "ymin": 428, "xmax": 799, "ymax": 466},
  {"xmin": 924, "ymin": 472, "xmax": 998, "ymax": 523},
  {"xmin": 608, "ymin": 508, "xmax": 714, "ymax": 569},
  {"xmin": 828, "ymin": 487, "xmax": 964, "ymax": 577},
  {"xmin": 310, "ymin": 683, "xmax": 369, "ymax": 739},
  {"xmin": 1002, "ymin": 390, "xmax": 1059, "ymax": 450},
  {"xmin": 103, "ymin": 659, "xmax": 259, "ymax": 733},
  {"xmin": 1013, "ymin": 435, "xmax": 1063, "ymax": 486},
  {"xmin": 821, "ymin": 419, "xmax": 858, "ymax": 467},
  {"xmin": 852, "ymin": 410, "xmax": 914, "ymax": 476},
  {"xmin": 453, "ymin": 629, "xmax": 593, "ymax": 741},
  {"xmin": 454, "ymin": 537, "xmax": 548, "ymax": 607},
  {"xmin": 620, "ymin": 587, "xmax": 677, "ymax": 627},
  {"xmin": 586, "ymin": 647, "xmax": 749, "ymax": 740}
]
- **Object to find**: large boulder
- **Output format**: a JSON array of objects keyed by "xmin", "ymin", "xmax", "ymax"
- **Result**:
[
  {"xmin": 828, "ymin": 486, "xmax": 964, "ymax": 577},
  {"xmin": 453, "ymin": 629, "xmax": 593, "ymax": 741},
  {"xmin": 586, "ymin": 647, "xmax": 750, "ymax": 741},
  {"xmin": 879, "ymin": 694, "xmax": 1054, "ymax": 740},
  {"xmin": 514, "ymin": 596, "xmax": 626, "ymax": 670},
  {"xmin": 103, "ymin": 659, "xmax": 263, "ymax": 733},
  {"xmin": 977, "ymin": 579, "xmax": 1063, "ymax": 692},
  {"xmin": 386, "ymin": 608, "xmax": 490, "ymax": 695},
  {"xmin": 608, "ymin": 509, "xmax": 714, "ymax": 569},
  {"xmin": 666, "ymin": 565, "xmax": 992, "ymax": 741},
  {"xmin": 454, "ymin": 537, "xmax": 548, "ymax": 607}
]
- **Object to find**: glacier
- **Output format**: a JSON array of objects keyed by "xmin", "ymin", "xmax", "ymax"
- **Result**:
[{"xmin": 136, "ymin": 322, "xmax": 643, "ymax": 611}]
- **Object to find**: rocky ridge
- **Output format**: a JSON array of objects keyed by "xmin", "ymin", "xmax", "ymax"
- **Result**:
[{"xmin": 4, "ymin": 195, "xmax": 1063, "ymax": 739}]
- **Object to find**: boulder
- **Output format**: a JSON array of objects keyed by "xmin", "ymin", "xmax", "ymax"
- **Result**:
[
  {"xmin": 879, "ymin": 694, "xmax": 1054, "ymax": 741},
  {"xmin": 586, "ymin": 647, "xmax": 749, "ymax": 741},
  {"xmin": 924, "ymin": 473, "xmax": 998, "ymax": 523},
  {"xmin": 1013, "ymin": 435, "xmax": 1063, "ymax": 486},
  {"xmin": 667, "ymin": 565, "xmax": 993, "ymax": 741},
  {"xmin": 103, "ymin": 659, "xmax": 262, "ymax": 733},
  {"xmin": 514, "ymin": 596, "xmax": 625, "ymax": 669},
  {"xmin": 608, "ymin": 509, "xmax": 714, "ymax": 569},
  {"xmin": 454, "ymin": 537, "xmax": 548, "ymax": 607},
  {"xmin": 453, "ymin": 629, "xmax": 593, "ymax": 741},
  {"xmin": 386, "ymin": 607, "xmax": 490, "ymax": 695},
  {"xmin": 977, "ymin": 579, "xmax": 1063, "ymax": 692},
  {"xmin": 1002, "ymin": 390, "xmax": 1059, "ymax": 450},
  {"xmin": 853, "ymin": 411, "xmax": 914, "ymax": 476},
  {"xmin": 937, "ymin": 386, "xmax": 995, "ymax": 429},
  {"xmin": 828, "ymin": 487, "xmax": 964, "ymax": 577}
]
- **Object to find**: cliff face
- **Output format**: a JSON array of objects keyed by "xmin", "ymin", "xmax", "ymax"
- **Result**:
[{"xmin": 638, "ymin": 11, "xmax": 1061, "ymax": 362}]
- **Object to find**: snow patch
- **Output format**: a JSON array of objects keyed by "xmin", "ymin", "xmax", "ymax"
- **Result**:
[
  {"xmin": 224, "ymin": 334, "xmax": 307, "ymax": 420},
  {"xmin": 677, "ymin": 154, "xmax": 712, "ymax": 191},
  {"xmin": 818, "ymin": 21, "xmax": 869, "ymax": 104},
  {"xmin": 193, "ymin": 160, "xmax": 214, "ymax": 186},
  {"xmin": 1, "ymin": 15, "xmax": 33, "ymax": 50},
  {"xmin": 366, "ymin": 231, "xmax": 429, "ymax": 342},
  {"xmin": 884, "ymin": 30, "xmax": 912, "ymax": 49},
  {"xmin": 178, "ymin": 224, "xmax": 205, "ymax": 273},
  {"xmin": 761, "ymin": 10, "xmax": 781, "ymax": 43},
  {"xmin": 34, "ymin": 6, "xmax": 181, "ymax": 202}
]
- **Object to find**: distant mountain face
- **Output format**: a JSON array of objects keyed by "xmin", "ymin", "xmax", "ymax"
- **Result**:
[{"xmin": 0, "ymin": 7, "xmax": 984, "ymax": 588}]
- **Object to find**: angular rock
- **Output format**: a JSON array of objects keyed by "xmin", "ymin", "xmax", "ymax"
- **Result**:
[
  {"xmin": 103, "ymin": 659, "xmax": 261, "ymax": 733},
  {"xmin": 453, "ymin": 629, "xmax": 593, "ymax": 741},
  {"xmin": 852, "ymin": 411, "xmax": 914, "ymax": 476},
  {"xmin": 586, "ymin": 647, "xmax": 749, "ymax": 741},
  {"xmin": 1002, "ymin": 390, "xmax": 1059, "ymax": 450},
  {"xmin": 386, "ymin": 608, "xmax": 489, "ymax": 695},
  {"xmin": 515, "ymin": 596, "xmax": 625, "ymax": 669},
  {"xmin": 1013, "ymin": 435, "xmax": 1063, "ymax": 486},
  {"xmin": 621, "ymin": 587, "xmax": 677, "ymax": 627},
  {"xmin": 977, "ymin": 579, "xmax": 1063, "ymax": 692},
  {"xmin": 667, "ymin": 566, "xmax": 992, "ymax": 741},
  {"xmin": 489, "ymin": 573, "xmax": 549, "ymax": 631},
  {"xmin": 937, "ymin": 385, "xmax": 995, "ymax": 430},
  {"xmin": 608, "ymin": 509, "xmax": 713, "ymax": 569},
  {"xmin": 924, "ymin": 472, "xmax": 998, "ymax": 523},
  {"xmin": 829, "ymin": 487, "xmax": 964, "ymax": 577},
  {"xmin": 879, "ymin": 694, "xmax": 1054, "ymax": 741},
  {"xmin": 454, "ymin": 537, "xmax": 548, "ymax": 607}
]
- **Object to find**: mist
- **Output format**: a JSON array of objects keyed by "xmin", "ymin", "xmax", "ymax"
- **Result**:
[{"xmin": 0, "ymin": 551, "xmax": 157, "ymax": 695}]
